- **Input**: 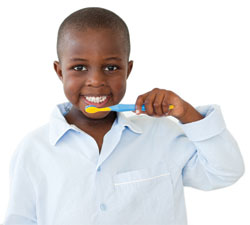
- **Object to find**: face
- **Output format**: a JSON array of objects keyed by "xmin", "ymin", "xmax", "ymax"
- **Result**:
[{"xmin": 54, "ymin": 28, "xmax": 133, "ymax": 120}]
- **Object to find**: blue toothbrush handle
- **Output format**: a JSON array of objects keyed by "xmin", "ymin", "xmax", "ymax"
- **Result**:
[{"xmin": 110, "ymin": 104, "xmax": 146, "ymax": 112}]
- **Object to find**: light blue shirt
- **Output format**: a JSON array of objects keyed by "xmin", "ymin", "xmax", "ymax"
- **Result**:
[{"xmin": 4, "ymin": 102, "xmax": 244, "ymax": 225}]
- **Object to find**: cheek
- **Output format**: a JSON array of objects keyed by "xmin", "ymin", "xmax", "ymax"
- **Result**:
[
  {"xmin": 112, "ymin": 77, "xmax": 127, "ymax": 99},
  {"xmin": 63, "ymin": 76, "xmax": 82, "ymax": 100}
]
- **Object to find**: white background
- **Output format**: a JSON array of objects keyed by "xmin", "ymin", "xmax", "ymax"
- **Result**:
[{"xmin": 0, "ymin": 0, "xmax": 249, "ymax": 224}]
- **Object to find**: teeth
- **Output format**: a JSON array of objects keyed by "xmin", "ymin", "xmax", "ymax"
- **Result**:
[{"xmin": 85, "ymin": 96, "xmax": 107, "ymax": 103}]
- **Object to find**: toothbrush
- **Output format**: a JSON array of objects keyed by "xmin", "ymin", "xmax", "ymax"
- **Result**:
[{"xmin": 85, "ymin": 104, "xmax": 174, "ymax": 113}]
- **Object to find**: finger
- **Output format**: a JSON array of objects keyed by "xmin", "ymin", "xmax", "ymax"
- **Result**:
[
  {"xmin": 162, "ymin": 94, "xmax": 174, "ymax": 116},
  {"xmin": 135, "ymin": 93, "xmax": 148, "ymax": 114},
  {"xmin": 144, "ymin": 91, "xmax": 157, "ymax": 116},
  {"xmin": 162, "ymin": 94, "xmax": 170, "ymax": 114},
  {"xmin": 153, "ymin": 91, "xmax": 165, "ymax": 116}
]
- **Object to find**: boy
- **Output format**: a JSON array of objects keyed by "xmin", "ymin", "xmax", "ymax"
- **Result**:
[{"xmin": 4, "ymin": 7, "xmax": 244, "ymax": 225}]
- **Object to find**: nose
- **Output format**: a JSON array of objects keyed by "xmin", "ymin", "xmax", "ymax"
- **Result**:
[{"xmin": 86, "ymin": 69, "xmax": 106, "ymax": 87}]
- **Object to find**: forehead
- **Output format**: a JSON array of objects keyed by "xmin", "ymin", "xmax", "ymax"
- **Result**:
[{"xmin": 62, "ymin": 28, "xmax": 126, "ymax": 60}]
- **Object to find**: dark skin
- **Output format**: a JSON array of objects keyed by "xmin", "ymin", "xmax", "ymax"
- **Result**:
[
  {"xmin": 54, "ymin": 28, "xmax": 133, "ymax": 151},
  {"xmin": 54, "ymin": 28, "xmax": 204, "ymax": 153}
]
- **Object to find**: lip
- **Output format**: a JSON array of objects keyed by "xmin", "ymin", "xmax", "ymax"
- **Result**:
[
  {"xmin": 81, "ymin": 95, "xmax": 111, "ymax": 108},
  {"xmin": 83, "ymin": 94, "xmax": 111, "ymax": 97}
]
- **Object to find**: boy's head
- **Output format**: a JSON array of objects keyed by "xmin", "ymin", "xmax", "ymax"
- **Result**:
[{"xmin": 54, "ymin": 7, "xmax": 133, "ymax": 120}]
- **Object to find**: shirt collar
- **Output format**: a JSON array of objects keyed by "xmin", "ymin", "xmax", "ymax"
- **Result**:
[
  {"xmin": 116, "ymin": 111, "xmax": 143, "ymax": 134},
  {"xmin": 49, "ymin": 102, "xmax": 142, "ymax": 146}
]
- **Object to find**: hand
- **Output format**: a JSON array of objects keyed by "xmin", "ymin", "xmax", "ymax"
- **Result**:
[{"xmin": 134, "ymin": 88, "xmax": 204, "ymax": 123}]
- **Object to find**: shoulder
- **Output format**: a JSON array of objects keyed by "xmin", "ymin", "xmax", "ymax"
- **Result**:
[
  {"xmin": 10, "ymin": 123, "xmax": 50, "ymax": 165},
  {"xmin": 20, "ymin": 123, "xmax": 50, "ymax": 146}
]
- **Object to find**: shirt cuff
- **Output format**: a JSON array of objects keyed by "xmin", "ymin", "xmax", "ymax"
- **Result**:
[{"xmin": 178, "ymin": 104, "xmax": 226, "ymax": 141}]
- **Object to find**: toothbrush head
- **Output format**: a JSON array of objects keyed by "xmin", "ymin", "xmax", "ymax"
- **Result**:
[{"xmin": 85, "ymin": 105, "xmax": 112, "ymax": 113}]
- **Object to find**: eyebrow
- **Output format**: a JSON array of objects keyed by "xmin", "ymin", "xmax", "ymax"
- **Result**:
[
  {"xmin": 105, "ymin": 57, "xmax": 122, "ymax": 61},
  {"xmin": 70, "ymin": 58, "xmax": 88, "ymax": 62},
  {"xmin": 70, "ymin": 57, "xmax": 122, "ymax": 61}
]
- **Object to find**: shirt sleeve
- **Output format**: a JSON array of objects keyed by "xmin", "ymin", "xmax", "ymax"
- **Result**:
[
  {"xmin": 178, "ymin": 104, "xmax": 245, "ymax": 191},
  {"xmin": 4, "ymin": 141, "xmax": 37, "ymax": 225}
]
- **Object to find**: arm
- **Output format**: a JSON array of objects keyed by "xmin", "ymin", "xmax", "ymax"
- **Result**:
[
  {"xmin": 179, "ymin": 104, "xmax": 245, "ymax": 190},
  {"xmin": 4, "ymin": 143, "xmax": 37, "ymax": 225},
  {"xmin": 134, "ymin": 88, "xmax": 244, "ymax": 190}
]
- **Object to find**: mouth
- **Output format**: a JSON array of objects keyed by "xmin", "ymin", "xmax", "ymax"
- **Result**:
[{"xmin": 81, "ymin": 94, "xmax": 111, "ymax": 109}]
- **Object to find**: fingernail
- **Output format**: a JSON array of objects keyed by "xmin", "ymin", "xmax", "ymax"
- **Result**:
[{"xmin": 136, "ymin": 110, "xmax": 140, "ymax": 114}]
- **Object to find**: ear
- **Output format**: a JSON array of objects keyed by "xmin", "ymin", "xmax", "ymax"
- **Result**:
[
  {"xmin": 53, "ymin": 61, "xmax": 63, "ymax": 82},
  {"xmin": 126, "ymin": 60, "xmax": 133, "ymax": 79}
]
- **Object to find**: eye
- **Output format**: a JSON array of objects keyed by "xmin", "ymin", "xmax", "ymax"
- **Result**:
[
  {"xmin": 104, "ymin": 65, "xmax": 119, "ymax": 71},
  {"xmin": 73, "ymin": 65, "xmax": 87, "ymax": 71}
]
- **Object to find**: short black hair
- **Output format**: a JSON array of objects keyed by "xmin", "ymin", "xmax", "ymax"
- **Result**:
[{"xmin": 56, "ymin": 7, "xmax": 131, "ymax": 62}]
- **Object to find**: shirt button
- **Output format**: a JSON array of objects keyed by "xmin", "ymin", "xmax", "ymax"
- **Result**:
[
  {"xmin": 100, "ymin": 203, "xmax": 106, "ymax": 211},
  {"xmin": 97, "ymin": 166, "xmax": 101, "ymax": 172}
]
